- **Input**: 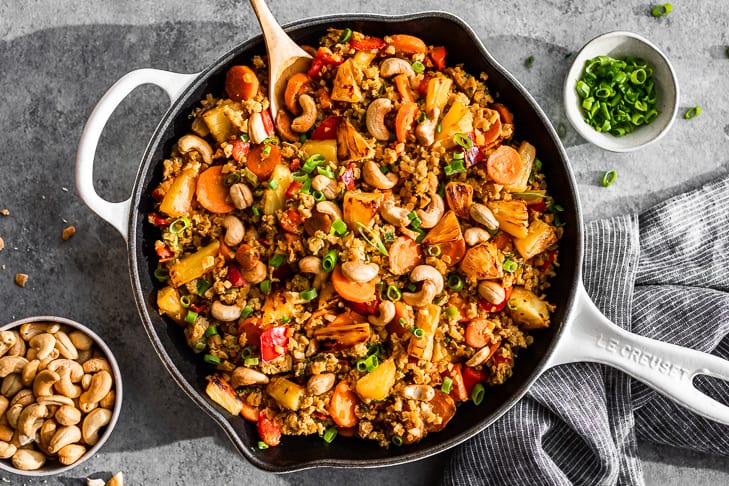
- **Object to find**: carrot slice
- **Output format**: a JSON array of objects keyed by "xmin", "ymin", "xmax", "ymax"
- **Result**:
[
  {"xmin": 246, "ymin": 143, "xmax": 281, "ymax": 180},
  {"xmin": 395, "ymin": 102, "xmax": 419, "ymax": 143},
  {"xmin": 465, "ymin": 318, "xmax": 496, "ymax": 348},
  {"xmin": 486, "ymin": 145, "xmax": 523, "ymax": 186},
  {"xmin": 328, "ymin": 381, "xmax": 359, "ymax": 428},
  {"xmin": 331, "ymin": 265, "xmax": 377, "ymax": 303},
  {"xmin": 491, "ymin": 102, "xmax": 513, "ymax": 124},
  {"xmin": 481, "ymin": 115, "xmax": 502, "ymax": 147},
  {"xmin": 284, "ymin": 72, "xmax": 313, "ymax": 115},
  {"xmin": 195, "ymin": 166, "xmax": 235, "ymax": 214},
  {"xmin": 240, "ymin": 402, "xmax": 260, "ymax": 422},
  {"xmin": 388, "ymin": 236, "xmax": 423, "ymax": 275},
  {"xmin": 389, "ymin": 34, "xmax": 428, "ymax": 54},
  {"xmin": 225, "ymin": 65, "xmax": 259, "ymax": 102},
  {"xmin": 394, "ymin": 74, "xmax": 416, "ymax": 103}
]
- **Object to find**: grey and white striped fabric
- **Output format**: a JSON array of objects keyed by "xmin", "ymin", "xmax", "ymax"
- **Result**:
[{"xmin": 442, "ymin": 175, "xmax": 729, "ymax": 485}]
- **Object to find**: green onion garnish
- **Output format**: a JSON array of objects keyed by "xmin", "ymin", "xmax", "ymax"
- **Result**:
[
  {"xmin": 180, "ymin": 295, "xmax": 191, "ymax": 308},
  {"xmin": 363, "ymin": 354, "xmax": 379, "ymax": 372},
  {"xmin": 322, "ymin": 426, "xmax": 338, "ymax": 443},
  {"xmin": 399, "ymin": 317, "xmax": 408, "ymax": 327},
  {"xmin": 260, "ymin": 279, "xmax": 272, "ymax": 294},
  {"xmin": 426, "ymin": 244, "xmax": 441, "ymax": 257},
  {"xmin": 269, "ymin": 253, "xmax": 286, "ymax": 268},
  {"xmin": 471, "ymin": 383, "xmax": 485, "ymax": 405},
  {"xmin": 684, "ymin": 106, "xmax": 701, "ymax": 119},
  {"xmin": 203, "ymin": 354, "xmax": 220, "ymax": 365},
  {"xmin": 244, "ymin": 357, "xmax": 259, "ymax": 367},
  {"xmin": 391, "ymin": 435, "xmax": 403, "ymax": 446},
  {"xmin": 224, "ymin": 172, "xmax": 241, "ymax": 186},
  {"xmin": 503, "ymin": 257, "xmax": 518, "ymax": 273},
  {"xmin": 302, "ymin": 154, "xmax": 325, "ymax": 173},
  {"xmin": 262, "ymin": 145, "xmax": 271, "ymax": 156},
  {"xmin": 383, "ymin": 231, "xmax": 396, "ymax": 243},
  {"xmin": 356, "ymin": 359, "xmax": 367, "ymax": 372},
  {"xmin": 196, "ymin": 278, "xmax": 212, "ymax": 296},
  {"xmin": 322, "ymin": 250, "xmax": 338, "ymax": 272},
  {"xmin": 241, "ymin": 305, "xmax": 254, "ymax": 319},
  {"xmin": 312, "ymin": 190, "xmax": 326, "ymax": 202},
  {"xmin": 386, "ymin": 284, "xmax": 402, "ymax": 302},
  {"xmin": 444, "ymin": 159, "xmax": 466, "ymax": 176},
  {"xmin": 453, "ymin": 132, "xmax": 473, "ymax": 150},
  {"xmin": 252, "ymin": 207, "xmax": 260, "ymax": 216},
  {"xmin": 153, "ymin": 267, "xmax": 169, "ymax": 282},
  {"xmin": 169, "ymin": 217, "xmax": 190, "ymax": 234},
  {"xmin": 300, "ymin": 288, "xmax": 318, "ymax": 302},
  {"xmin": 316, "ymin": 165, "xmax": 336, "ymax": 179},
  {"xmin": 525, "ymin": 55, "xmax": 535, "ymax": 68},
  {"xmin": 441, "ymin": 377, "xmax": 453, "ymax": 394},
  {"xmin": 445, "ymin": 305, "xmax": 459, "ymax": 319},
  {"xmin": 268, "ymin": 179, "xmax": 279, "ymax": 190},
  {"xmin": 507, "ymin": 298, "xmax": 519, "ymax": 311},
  {"xmin": 602, "ymin": 170, "xmax": 617, "ymax": 187},
  {"xmin": 185, "ymin": 310, "xmax": 198, "ymax": 324},
  {"xmin": 447, "ymin": 273, "xmax": 464, "ymax": 291},
  {"xmin": 204, "ymin": 325, "xmax": 218, "ymax": 338},
  {"xmin": 241, "ymin": 346, "xmax": 254, "ymax": 359},
  {"xmin": 339, "ymin": 28, "xmax": 353, "ymax": 43},
  {"xmin": 651, "ymin": 3, "xmax": 672, "ymax": 16},
  {"xmin": 330, "ymin": 219, "xmax": 348, "ymax": 237},
  {"xmin": 411, "ymin": 60, "xmax": 425, "ymax": 73},
  {"xmin": 257, "ymin": 441, "xmax": 269, "ymax": 450},
  {"xmin": 240, "ymin": 133, "xmax": 250, "ymax": 142},
  {"xmin": 356, "ymin": 222, "xmax": 389, "ymax": 256},
  {"xmin": 407, "ymin": 211, "xmax": 422, "ymax": 229},
  {"xmin": 411, "ymin": 327, "xmax": 424, "ymax": 338}
]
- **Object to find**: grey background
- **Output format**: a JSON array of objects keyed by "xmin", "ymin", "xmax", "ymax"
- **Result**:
[{"xmin": 0, "ymin": 0, "xmax": 727, "ymax": 484}]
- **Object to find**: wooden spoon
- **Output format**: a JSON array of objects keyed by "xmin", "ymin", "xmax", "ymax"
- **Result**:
[{"xmin": 249, "ymin": 0, "xmax": 312, "ymax": 121}]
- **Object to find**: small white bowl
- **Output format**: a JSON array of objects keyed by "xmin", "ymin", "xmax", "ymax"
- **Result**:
[{"xmin": 563, "ymin": 31, "xmax": 679, "ymax": 152}]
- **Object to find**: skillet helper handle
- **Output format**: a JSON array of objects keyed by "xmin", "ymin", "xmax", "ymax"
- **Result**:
[
  {"xmin": 549, "ymin": 282, "xmax": 729, "ymax": 425},
  {"xmin": 75, "ymin": 68, "xmax": 197, "ymax": 241}
]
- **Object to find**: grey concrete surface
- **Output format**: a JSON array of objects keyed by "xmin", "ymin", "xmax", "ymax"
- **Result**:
[{"xmin": 0, "ymin": 0, "xmax": 727, "ymax": 484}]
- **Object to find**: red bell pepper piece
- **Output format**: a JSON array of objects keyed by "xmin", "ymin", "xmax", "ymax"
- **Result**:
[
  {"xmin": 289, "ymin": 157, "xmax": 301, "ymax": 171},
  {"xmin": 260, "ymin": 326, "xmax": 289, "ymax": 362},
  {"xmin": 190, "ymin": 303, "xmax": 208, "ymax": 314},
  {"xmin": 239, "ymin": 317, "xmax": 263, "ymax": 349},
  {"xmin": 417, "ymin": 74, "xmax": 431, "ymax": 98},
  {"xmin": 346, "ymin": 294, "xmax": 380, "ymax": 316},
  {"xmin": 231, "ymin": 139, "xmax": 250, "ymax": 162},
  {"xmin": 147, "ymin": 212, "xmax": 170, "ymax": 226},
  {"xmin": 261, "ymin": 108, "xmax": 275, "ymax": 136},
  {"xmin": 307, "ymin": 48, "xmax": 344, "ymax": 78},
  {"xmin": 540, "ymin": 250, "xmax": 558, "ymax": 274},
  {"xmin": 479, "ymin": 286, "xmax": 513, "ymax": 313},
  {"xmin": 279, "ymin": 208, "xmax": 304, "ymax": 234},
  {"xmin": 429, "ymin": 46, "xmax": 447, "ymax": 70},
  {"xmin": 461, "ymin": 365, "xmax": 489, "ymax": 396},
  {"xmin": 340, "ymin": 162, "xmax": 356, "ymax": 191},
  {"xmin": 227, "ymin": 265, "xmax": 246, "ymax": 287},
  {"xmin": 311, "ymin": 115, "xmax": 340, "ymax": 140},
  {"xmin": 349, "ymin": 36, "xmax": 386, "ymax": 51},
  {"xmin": 257, "ymin": 410, "xmax": 282, "ymax": 447},
  {"xmin": 528, "ymin": 200, "xmax": 547, "ymax": 212},
  {"xmin": 154, "ymin": 240, "xmax": 174, "ymax": 262},
  {"xmin": 285, "ymin": 180, "xmax": 302, "ymax": 199}
]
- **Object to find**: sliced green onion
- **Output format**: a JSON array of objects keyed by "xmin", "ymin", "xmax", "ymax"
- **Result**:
[
  {"xmin": 262, "ymin": 145, "xmax": 271, "ymax": 156},
  {"xmin": 339, "ymin": 28, "xmax": 353, "ymax": 43},
  {"xmin": 268, "ymin": 179, "xmax": 279, "ymax": 190},
  {"xmin": 447, "ymin": 273, "xmax": 464, "ymax": 291},
  {"xmin": 444, "ymin": 159, "xmax": 466, "ymax": 176},
  {"xmin": 356, "ymin": 222, "xmax": 389, "ymax": 256},
  {"xmin": 411, "ymin": 60, "xmax": 425, "ymax": 73},
  {"xmin": 322, "ymin": 250, "xmax": 338, "ymax": 272},
  {"xmin": 356, "ymin": 359, "xmax": 368, "ymax": 372},
  {"xmin": 441, "ymin": 377, "xmax": 453, "ymax": 394},
  {"xmin": 684, "ymin": 106, "xmax": 701, "ymax": 119},
  {"xmin": 299, "ymin": 133, "xmax": 308, "ymax": 143},
  {"xmin": 302, "ymin": 154, "xmax": 325, "ymax": 173},
  {"xmin": 651, "ymin": 3, "xmax": 672, "ymax": 16},
  {"xmin": 257, "ymin": 441, "xmax": 269, "ymax": 450},
  {"xmin": 471, "ymin": 383, "xmax": 485, "ymax": 405},
  {"xmin": 279, "ymin": 316, "xmax": 291, "ymax": 325},
  {"xmin": 411, "ymin": 327, "xmax": 424, "ymax": 338},
  {"xmin": 224, "ymin": 172, "xmax": 241, "ymax": 186},
  {"xmin": 241, "ymin": 305, "xmax": 254, "ymax": 319},
  {"xmin": 241, "ymin": 346, "xmax": 254, "ymax": 359},
  {"xmin": 153, "ymin": 267, "xmax": 169, "ymax": 282},
  {"xmin": 602, "ymin": 170, "xmax": 617, "ymax": 187},
  {"xmin": 300, "ymin": 288, "xmax": 318, "ymax": 302},
  {"xmin": 383, "ymin": 231, "xmax": 396, "ymax": 243},
  {"xmin": 330, "ymin": 219, "xmax": 348, "ymax": 237},
  {"xmin": 399, "ymin": 317, "xmax": 408, "ymax": 328},
  {"xmin": 169, "ymin": 217, "xmax": 190, "ymax": 234},
  {"xmin": 312, "ymin": 190, "xmax": 326, "ymax": 202},
  {"xmin": 407, "ymin": 211, "xmax": 422, "ymax": 229},
  {"xmin": 316, "ymin": 165, "xmax": 336, "ymax": 179},
  {"xmin": 179, "ymin": 295, "xmax": 192, "ymax": 308},
  {"xmin": 260, "ymin": 279, "xmax": 272, "ymax": 294},
  {"xmin": 252, "ymin": 207, "xmax": 260, "ymax": 216},
  {"xmin": 445, "ymin": 305, "xmax": 459, "ymax": 319},
  {"xmin": 525, "ymin": 55, "xmax": 535, "ymax": 68},
  {"xmin": 203, "ymin": 354, "xmax": 220, "ymax": 365},
  {"xmin": 391, "ymin": 435, "xmax": 403, "ymax": 446},
  {"xmin": 322, "ymin": 426, "xmax": 338, "ymax": 443},
  {"xmin": 386, "ymin": 284, "xmax": 402, "ymax": 302},
  {"xmin": 452, "ymin": 151, "xmax": 465, "ymax": 160},
  {"xmin": 364, "ymin": 354, "xmax": 379, "ymax": 372},
  {"xmin": 426, "ymin": 245, "xmax": 441, "ymax": 257},
  {"xmin": 503, "ymin": 257, "xmax": 519, "ymax": 273},
  {"xmin": 194, "ymin": 341, "xmax": 206, "ymax": 351},
  {"xmin": 453, "ymin": 133, "xmax": 473, "ymax": 150},
  {"xmin": 244, "ymin": 357, "xmax": 260, "ymax": 367},
  {"xmin": 185, "ymin": 310, "xmax": 198, "ymax": 324},
  {"xmin": 204, "ymin": 325, "xmax": 218, "ymax": 338},
  {"xmin": 269, "ymin": 253, "xmax": 286, "ymax": 268},
  {"xmin": 196, "ymin": 278, "xmax": 212, "ymax": 296},
  {"xmin": 240, "ymin": 133, "xmax": 250, "ymax": 142}
]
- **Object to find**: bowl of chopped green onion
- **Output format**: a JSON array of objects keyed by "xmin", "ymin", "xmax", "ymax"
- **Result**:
[{"xmin": 564, "ymin": 31, "xmax": 679, "ymax": 152}]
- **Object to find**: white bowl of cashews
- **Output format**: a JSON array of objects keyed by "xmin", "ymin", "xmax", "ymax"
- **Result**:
[{"xmin": 0, "ymin": 316, "xmax": 122, "ymax": 476}]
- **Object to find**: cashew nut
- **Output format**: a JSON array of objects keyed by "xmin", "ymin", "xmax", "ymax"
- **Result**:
[
  {"xmin": 55, "ymin": 405, "xmax": 82, "ymax": 426},
  {"xmin": 341, "ymin": 261, "xmax": 379, "ymax": 283},
  {"xmin": 465, "ymin": 345, "xmax": 495, "ymax": 367},
  {"xmin": 469, "ymin": 203, "xmax": 499, "ymax": 231},
  {"xmin": 315, "ymin": 200, "xmax": 343, "ymax": 221},
  {"xmin": 247, "ymin": 111, "xmax": 270, "ymax": 144},
  {"xmin": 32, "ymin": 369, "xmax": 59, "ymax": 397},
  {"xmin": 82, "ymin": 357, "xmax": 112, "ymax": 375},
  {"xmin": 380, "ymin": 57, "xmax": 416, "ymax": 80},
  {"xmin": 478, "ymin": 281, "xmax": 506, "ymax": 305},
  {"xmin": 29, "ymin": 333, "xmax": 56, "ymax": 361},
  {"xmin": 415, "ymin": 194, "xmax": 445, "ymax": 229},
  {"xmin": 306, "ymin": 373, "xmax": 336, "ymax": 395},
  {"xmin": 0, "ymin": 331, "xmax": 17, "ymax": 358},
  {"xmin": 178, "ymin": 134, "xmax": 213, "ymax": 165},
  {"xmin": 464, "ymin": 227, "xmax": 491, "ymax": 246},
  {"xmin": 0, "ymin": 356, "xmax": 28, "ymax": 377},
  {"xmin": 222, "ymin": 215, "xmax": 245, "ymax": 247},
  {"xmin": 0, "ymin": 441, "xmax": 16, "ymax": 459},
  {"xmin": 68, "ymin": 330, "xmax": 94, "ymax": 352},
  {"xmin": 78, "ymin": 370, "xmax": 112, "ymax": 410},
  {"xmin": 21, "ymin": 359, "xmax": 40, "ymax": 387},
  {"xmin": 362, "ymin": 160, "xmax": 398, "ymax": 189},
  {"xmin": 48, "ymin": 424, "xmax": 82, "ymax": 454},
  {"xmin": 0, "ymin": 396, "xmax": 8, "ymax": 418},
  {"xmin": 7, "ymin": 389, "xmax": 34, "ymax": 428},
  {"xmin": 38, "ymin": 348, "xmax": 60, "ymax": 370},
  {"xmin": 18, "ymin": 403, "xmax": 48, "ymax": 438},
  {"xmin": 82, "ymin": 408, "xmax": 113, "ymax": 446},
  {"xmin": 48, "ymin": 359, "xmax": 84, "ymax": 399},
  {"xmin": 20, "ymin": 323, "xmax": 59, "ymax": 342},
  {"xmin": 100, "ymin": 390, "xmax": 116, "ymax": 410},
  {"xmin": 229, "ymin": 183, "xmax": 254, "ymax": 210},
  {"xmin": 402, "ymin": 265, "xmax": 444, "ymax": 307},
  {"xmin": 415, "ymin": 108, "xmax": 439, "ymax": 146},
  {"xmin": 58, "ymin": 443, "xmax": 86, "ymax": 465},
  {"xmin": 38, "ymin": 419, "xmax": 56, "ymax": 454},
  {"xmin": 231, "ymin": 367, "xmax": 269, "ymax": 387},
  {"xmin": 242, "ymin": 260, "xmax": 267, "ymax": 285},
  {"xmin": 410, "ymin": 265, "xmax": 445, "ymax": 294},
  {"xmin": 311, "ymin": 175, "xmax": 338, "ymax": 200},
  {"xmin": 11, "ymin": 448, "xmax": 46, "ymax": 471},
  {"xmin": 275, "ymin": 109, "xmax": 299, "ymax": 142},
  {"xmin": 54, "ymin": 331, "xmax": 78, "ymax": 360},
  {"xmin": 0, "ymin": 425, "xmax": 12, "ymax": 442},
  {"xmin": 368, "ymin": 301, "xmax": 396, "ymax": 327},
  {"xmin": 299, "ymin": 256, "xmax": 328, "ymax": 289},
  {"xmin": 380, "ymin": 199, "xmax": 411, "ymax": 227},
  {"xmin": 401, "ymin": 384, "xmax": 435, "ymax": 401},
  {"xmin": 1, "ymin": 374, "xmax": 22, "ymax": 398},
  {"xmin": 211, "ymin": 301, "xmax": 242, "ymax": 322},
  {"xmin": 291, "ymin": 94, "xmax": 318, "ymax": 133},
  {"xmin": 365, "ymin": 98, "xmax": 393, "ymax": 141}
]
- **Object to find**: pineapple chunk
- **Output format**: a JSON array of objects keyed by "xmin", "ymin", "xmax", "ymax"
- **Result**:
[
  {"xmin": 267, "ymin": 377, "xmax": 305, "ymax": 411},
  {"xmin": 487, "ymin": 200, "xmax": 529, "ymax": 238},
  {"xmin": 408, "ymin": 304, "xmax": 440, "ymax": 360},
  {"xmin": 313, "ymin": 322, "xmax": 371, "ymax": 350},
  {"xmin": 507, "ymin": 287, "xmax": 550, "ymax": 329},
  {"xmin": 343, "ymin": 191, "xmax": 384, "ymax": 228},
  {"xmin": 459, "ymin": 242, "xmax": 503, "ymax": 281},
  {"xmin": 444, "ymin": 182, "xmax": 474, "ymax": 218},
  {"xmin": 301, "ymin": 139, "xmax": 338, "ymax": 165},
  {"xmin": 331, "ymin": 59, "xmax": 362, "ymax": 103},
  {"xmin": 514, "ymin": 219, "xmax": 558, "ymax": 260},
  {"xmin": 356, "ymin": 358, "xmax": 396, "ymax": 401},
  {"xmin": 425, "ymin": 76, "xmax": 453, "ymax": 115},
  {"xmin": 169, "ymin": 240, "xmax": 220, "ymax": 288},
  {"xmin": 421, "ymin": 210, "xmax": 466, "ymax": 266},
  {"xmin": 157, "ymin": 286, "xmax": 186, "ymax": 323},
  {"xmin": 262, "ymin": 164, "xmax": 293, "ymax": 215},
  {"xmin": 206, "ymin": 375, "xmax": 243, "ymax": 415},
  {"xmin": 337, "ymin": 118, "xmax": 374, "ymax": 161},
  {"xmin": 159, "ymin": 166, "xmax": 198, "ymax": 218},
  {"xmin": 261, "ymin": 290, "xmax": 296, "ymax": 327},
  {"xmin": 202, "ymin": 105, "xmax": 236, "ymax": 142},
  {"xmin": 434, "ymin": 101, "xmax": 474, "ymax": 148},
  {"xmin": 504, "ymin": 141, "xmax": 536, "ymax": 193}
]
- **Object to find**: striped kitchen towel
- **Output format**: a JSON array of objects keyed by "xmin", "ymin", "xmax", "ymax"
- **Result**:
[{"xmin": 442, "ymin": 175, "xmax": 729, "ymax": 485}]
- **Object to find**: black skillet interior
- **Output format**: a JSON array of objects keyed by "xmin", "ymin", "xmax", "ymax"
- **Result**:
[{"xmin": 128, "ymin": 11, "xmax": 582, "ymax": 472}]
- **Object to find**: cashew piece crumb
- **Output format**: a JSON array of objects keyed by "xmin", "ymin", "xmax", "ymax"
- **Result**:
[
  {"xmin": 315, "ymin": 200, "xmax": 343, "ymax": 222},
  {"xmin": 380, "ymin": 57, "xmax": 416, "ymax": 81},
  {"xmin": 311, "ymin": 175, "xmax": 338, "ymax": 200},
  {"xmin": 402, "ymin": 265, "xmax": 444, "ymax": 307},
  {"xmin": 470, "ymin": 203, "xmax": 499, "ymax": 231}
]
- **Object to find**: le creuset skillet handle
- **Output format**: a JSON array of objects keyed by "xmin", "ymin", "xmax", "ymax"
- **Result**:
[
  {"xmin": 547, "ymin": 281, "xmax": 729, "ymax": 425},
  {"xmin": 75, "ymin": 68, "xmax": 198, "ymax": 241}
]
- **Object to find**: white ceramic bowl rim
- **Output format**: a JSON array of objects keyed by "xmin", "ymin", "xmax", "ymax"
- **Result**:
[
  {"xmin": 563, "ymin": 30, "xmax": 680, "ymax": 152},
  {"xmin": 0, "ymin": 316, "xmax": 123, "ymax": 477}
]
